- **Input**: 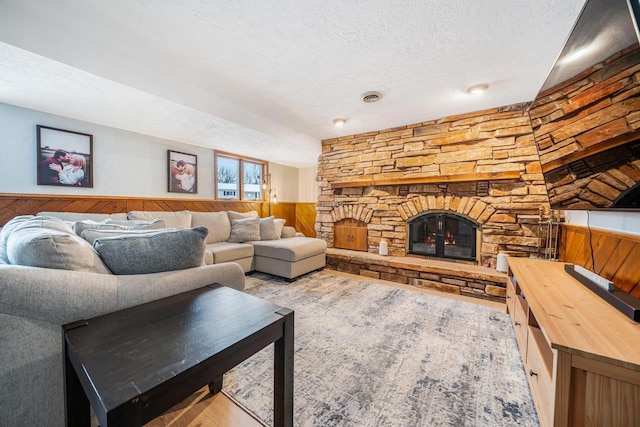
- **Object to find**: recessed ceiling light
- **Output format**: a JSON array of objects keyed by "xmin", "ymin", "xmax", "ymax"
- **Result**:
[
  {"xmin": 333, "ymin": 118, "xmax": 347, "ymax": 126},
  {"xmin": 361, "ymin": 91, "xmax": 382, "ymax": 103},
  {"xmin": 466, "ymin": 83, "xmax": 489, "ymax": 95}
]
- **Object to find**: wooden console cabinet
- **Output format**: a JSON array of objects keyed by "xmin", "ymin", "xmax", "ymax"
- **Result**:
[{"xmin": 506, "ymin": 257, "xmax": 640, "ymax": 427}]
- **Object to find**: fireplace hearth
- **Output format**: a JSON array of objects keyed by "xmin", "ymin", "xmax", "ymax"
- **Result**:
[{"xmin": 408, "ymin": 213, "xmax": 478, "ymax": 262}]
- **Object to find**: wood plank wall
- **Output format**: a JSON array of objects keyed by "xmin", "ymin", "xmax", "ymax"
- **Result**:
[
  {"xmin": 0, "ymin": 194, "xmax": 317, "ymax": 237},
  {"xmin": 559, "ymin": 223, "xmax": 640, "ymax": 298}
]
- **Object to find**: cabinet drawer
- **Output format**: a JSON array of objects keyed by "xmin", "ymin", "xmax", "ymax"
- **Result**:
[
  {"xmin": 506, "ymin": 276, "xmax": 516, "ymax": 316},
  {"xmin": 526, "ymin": 326, "xmax": 554, "ymax": 427},
  {"xmin": 513, "ymin": 295, "xmax": 528, "ymax": 357}
]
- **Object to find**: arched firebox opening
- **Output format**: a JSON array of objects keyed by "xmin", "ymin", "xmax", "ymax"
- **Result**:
[
  {"xmin": 408, "ymin": 212, "xmax": 479, "ymax": 262},
  {"xmin": 612, "ymin": 182, "xmax": 640, "ymax": 208}
]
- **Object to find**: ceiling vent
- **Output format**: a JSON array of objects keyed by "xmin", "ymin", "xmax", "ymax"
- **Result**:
[{"xmin": 361, "ymin": 91, "xmax": 382, "ymax": 103}]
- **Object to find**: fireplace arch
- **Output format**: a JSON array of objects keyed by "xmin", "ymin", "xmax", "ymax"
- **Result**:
[{"xmin": 407, "ymin": 212, "xmax": 479, "ymax": 262}]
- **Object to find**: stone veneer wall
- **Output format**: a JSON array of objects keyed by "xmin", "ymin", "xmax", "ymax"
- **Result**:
[
  {"xmin": 529, "ymin": 45, "xmax": 640, "ymax": 209},
  {"xmin": 316, "ymin": 104, "xmax": 552, "ymax": 267}
]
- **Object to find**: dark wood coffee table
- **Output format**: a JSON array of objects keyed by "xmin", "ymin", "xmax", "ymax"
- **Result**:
[{"xmin": 63, "ymin": 284, "xmax": 293, "ymax": 427}]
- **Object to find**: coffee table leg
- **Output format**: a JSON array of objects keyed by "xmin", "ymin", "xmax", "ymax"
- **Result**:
[
  {"xmin": 274, "ymin": 308, "xmax": 294, "ymax": 427},
  {"xmin": 208, "ymin": 375, "xmax": 224, "ymax": 395},
  {"xmin": 65, "ymin": 353, "xmax": 90, "ymax": 427}
]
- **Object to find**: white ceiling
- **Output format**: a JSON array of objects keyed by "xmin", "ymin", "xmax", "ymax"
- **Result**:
[{"xmin": 0, "ymin": 0, "xmax": 586, "ymax": 168}]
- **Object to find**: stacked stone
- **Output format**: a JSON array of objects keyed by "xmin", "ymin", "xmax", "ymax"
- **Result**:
[
  {"xmin": 317, "ymin": 103, "xmax": 551, "ymax": 267},
  {"xmin": 529, "ymin": 45, "xmax": 640, "ymax": 209},
  {"xmin": 326, "ymin": 248, "xmax": 507, "ymax": 302}
]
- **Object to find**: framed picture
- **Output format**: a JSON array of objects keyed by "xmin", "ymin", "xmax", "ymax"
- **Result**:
[
  {"xmin": 168, "ymin": 150, "xmax": 198, "ymax": 193},
  {"xmin": 37, "ymin": 125, "xmax": 93, "ymax": 187}
]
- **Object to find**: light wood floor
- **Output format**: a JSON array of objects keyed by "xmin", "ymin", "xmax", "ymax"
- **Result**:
[
  {"xmin": 146, "ymin": 387, "xmax": 264, "ymax": 427},
  {"xmin": 145, "ymin": 269, "xmax": 503, "ymax": 426}
]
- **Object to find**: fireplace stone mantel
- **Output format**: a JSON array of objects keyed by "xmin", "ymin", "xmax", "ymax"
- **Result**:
[{"xmin": 330, "ymin": 171, "xmax": 521, "ymax": 188}]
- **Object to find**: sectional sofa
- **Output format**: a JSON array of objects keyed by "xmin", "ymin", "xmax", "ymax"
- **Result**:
[
  {"xmin": 38, "ymin": 209, "xmax": 328, "ymax": 279},
  {"xmin": 0, "ymin": 209, "xmax": 326, "ymax": 426}
]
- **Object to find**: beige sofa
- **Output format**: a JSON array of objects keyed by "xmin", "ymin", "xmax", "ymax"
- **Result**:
[{"xmin": 0, "ymin": 214, "xmax": 246, "ymax": 427}]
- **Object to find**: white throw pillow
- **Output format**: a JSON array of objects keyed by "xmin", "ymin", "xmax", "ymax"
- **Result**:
[
  {"xmin": 274, "ymin": 218, "xmax": 286, "ymax": 238},
  {"xmin": 281, "ymin": 226, "xmax": 297, "ymax": 238},
  {"xmin": 259, "ymin": 216, "xmax": 280, "ymax": 240}
]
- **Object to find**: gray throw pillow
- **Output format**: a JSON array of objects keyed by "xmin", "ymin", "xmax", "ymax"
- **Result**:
[
  {"xmin": 228, "ymin": 217, "xmax": 261, "ymax": 243},
  {"xmin": 73, "ymin": 219, "xmax": 165, "ymax": 236},
  {"xmin": 81, "ymin": 228, "xmax": 167, "ymax": 245},
  {"xmin": 93, "ymin": 227, "xmax": 208, "ymax": 275},
  {"xmin": 259, "ymin": 216, "xmax": 280, "ymax": 240},
  {"xmin": 0, "ymin": 215, "xmax": 35, "ymax": 264},
  {"xmin": 6, "ymin": 216, "xmax": 110, "ymax": 273}
]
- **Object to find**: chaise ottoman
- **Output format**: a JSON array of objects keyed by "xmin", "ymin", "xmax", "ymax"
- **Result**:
[{"xmin": 250, "ymin": 237, "xmax": 327, "ymax": 280}]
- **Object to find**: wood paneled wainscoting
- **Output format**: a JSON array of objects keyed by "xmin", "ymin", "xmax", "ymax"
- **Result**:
[
  {"xmin": 559, "ymin": 223, "xmax": 640, "ymax": 298},
  {"xmin": 0, "ymin": 194, "xmax": 318, "ymax": 237}
]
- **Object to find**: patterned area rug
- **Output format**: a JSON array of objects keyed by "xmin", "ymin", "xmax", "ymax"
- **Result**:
[{"xmin": 223, "ymin": 271, "xmax": 539, "ymax": 427}]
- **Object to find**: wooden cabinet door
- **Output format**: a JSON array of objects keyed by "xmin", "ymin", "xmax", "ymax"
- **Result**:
[{"xmin": 334, "ymin": 219, "xmax": 368, "ymax": 251}]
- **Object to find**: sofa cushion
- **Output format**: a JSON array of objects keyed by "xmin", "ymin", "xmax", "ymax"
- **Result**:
[
  {"xmin": 274, "ymin": 218, "xmax": 286, "ymax": 238},
  {"xmin": 191, "ymin": 211, "xmax": 231, "ymax": 243},
  {"xmin": 127, "ymin": 210, "xmax": 192, "ymax": 229},
  {"xmin": 205, "ymin": 241, "xmax": 254, "ymax": 263},
  {"xmin": 250, "ymin": 237, "xmax": 327, "ymax": 262},
  {"xmin": 93, "ymin": 227, "xmax": 208, "ymax": 275},
  {"xmin": 259, "ymin": 216, "xmax": 280, "ymax": 241},
  {"xmin": 6, "ymin": 216, "xmax": 110, "ymax": 273},
  {"xmin": 73, "ymin": 219, "xmax": 165, "ymax": 236},
  {"xmin": 227, "ymin": 210, "xmax": 259, "ymax": 220},
  {"xmin": 228, "ymin": 217, "xmax": 261, "ymax": 243}
]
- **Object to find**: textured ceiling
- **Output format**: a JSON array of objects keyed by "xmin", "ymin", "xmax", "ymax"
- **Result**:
[{"xmin": 0, "ymin": 0, "xmax": 586, "ymax": 167}]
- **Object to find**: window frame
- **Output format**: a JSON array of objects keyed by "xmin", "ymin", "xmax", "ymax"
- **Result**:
[{"xmin": 214, "ymin": 150, "xmax": 268, "ymax": 201}]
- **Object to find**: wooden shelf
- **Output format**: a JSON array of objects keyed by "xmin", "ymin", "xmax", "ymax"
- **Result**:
[{"xmin": 330, "ymin": 171, "xmax": 521, "ymax": 188}]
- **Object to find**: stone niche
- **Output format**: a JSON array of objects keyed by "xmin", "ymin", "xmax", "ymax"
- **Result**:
[{"xmin": 316, "ymin": 103, "xmax": 552, "ymax": 268}]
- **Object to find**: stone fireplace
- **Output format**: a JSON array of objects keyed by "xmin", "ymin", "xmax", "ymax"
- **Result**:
[{"xmin": 316, "ymin": 103, "xmax": 552, "ymax": 269}]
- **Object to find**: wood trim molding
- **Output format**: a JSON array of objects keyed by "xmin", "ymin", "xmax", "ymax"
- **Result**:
[
  {"xmin": 559, "ymin": 223, "xmax": 640, "ymax": 297},
  {"xmin": 0, "ymin": 194, "xmax": 317, "ymax": 238},
  {"xmin": 562, "ymin": 223, "xmax": 640, "ymax": 244}
]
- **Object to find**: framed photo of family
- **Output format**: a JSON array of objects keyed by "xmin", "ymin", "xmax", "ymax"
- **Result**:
[
  {"xmin": 168, "ymin": 150, "xmax": 198, "ymax": 193},
  {"xmin": 37, "ymin": 125, "xmax": 93, "ymax": 187}
]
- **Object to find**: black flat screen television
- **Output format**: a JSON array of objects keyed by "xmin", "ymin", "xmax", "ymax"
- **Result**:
[{"xmin": 528, "ymin": 0, "xmax": 640, "ymax": 210}]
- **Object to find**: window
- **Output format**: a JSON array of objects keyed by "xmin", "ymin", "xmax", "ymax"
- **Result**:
[{"xmin": 215, "ymin": 151, "xmax": 267, "ymax": 200}]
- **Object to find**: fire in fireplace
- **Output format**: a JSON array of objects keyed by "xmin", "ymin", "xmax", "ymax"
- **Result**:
[{"xmin": 408, "ymin": 213, "xmax": 478, "ymax": 262}]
